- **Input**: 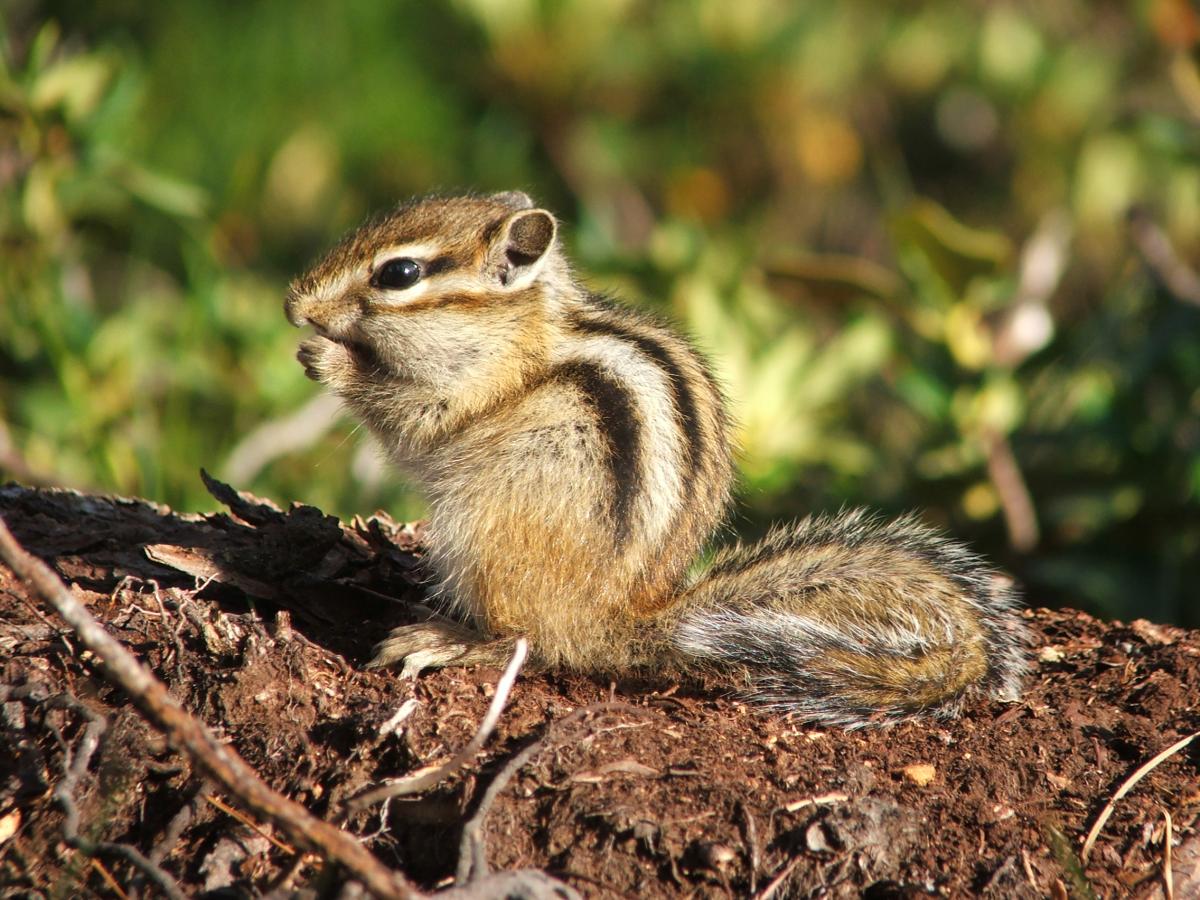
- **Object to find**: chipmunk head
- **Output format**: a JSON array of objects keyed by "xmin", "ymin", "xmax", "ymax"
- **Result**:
[{"xmin": 285, "ymin": 191, "xmax": 565, "ymax": 386}]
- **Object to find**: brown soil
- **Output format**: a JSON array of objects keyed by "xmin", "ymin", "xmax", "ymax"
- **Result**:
[{"xmin": 0, "ymin": 479, "xmax": 1197, "ymax": 899}]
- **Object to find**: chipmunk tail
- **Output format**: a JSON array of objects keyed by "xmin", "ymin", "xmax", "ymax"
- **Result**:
[{"xmin": 668, "ymin": 511, "xmax": 1030, "ymax": 728}]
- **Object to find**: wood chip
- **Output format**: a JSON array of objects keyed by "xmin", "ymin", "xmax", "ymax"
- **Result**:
[
  {"xmin": 144, "ymin": 545, "xmax": 279, "ymax": 599},
  {"xmin": 1131, "ymin": 620, "xmax": 1176, "ymax": 646},
  {"xmin": 783, "ymin": 792, "xmax": 849, "ymax": 813},
  {"xmin": 0, "ymin": 808, "xmax": 20, "ymax": 844},
  {"xmin": 569, "ymin": 758, "xmax": 657, "ymax": 783}
]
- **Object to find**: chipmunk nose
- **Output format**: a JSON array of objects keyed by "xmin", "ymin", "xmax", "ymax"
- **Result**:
[
  {"xmin": 284, "ymin": 289, "xmax": 335, "ymax": 331},
  {"xmin": 284, "ymin": 289, "xmax": 312, "ymax": 328},
  {"xmin": 284, "ymin": 293, "xmax": 360, "ymax": 344}
]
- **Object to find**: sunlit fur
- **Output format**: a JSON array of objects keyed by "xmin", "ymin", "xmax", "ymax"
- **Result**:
[{"xmin": 284, "ymin": 192, "xmax": 1029, "ymax": 726}]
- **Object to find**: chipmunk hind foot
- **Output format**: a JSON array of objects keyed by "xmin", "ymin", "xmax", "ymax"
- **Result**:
[{"xmin": 367, "ymin": 621, "xmax": 516, "ymax": 678}]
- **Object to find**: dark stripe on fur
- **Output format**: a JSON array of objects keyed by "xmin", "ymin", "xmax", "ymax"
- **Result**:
[
  {"xmin": 423, "ymin": 255, "xmax": 456, "ymax": 277},
  {"xmin": 553, "ymin": 360, "xmax": 643, "ymax": 547},
  {"xmin": 568, "ymin": 308, "xmax": 704, "ymax": 480}
]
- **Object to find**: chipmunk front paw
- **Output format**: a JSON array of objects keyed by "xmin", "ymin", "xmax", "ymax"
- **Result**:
[
  {"xmin": 296, "ymin": 336, "xmax": 346, "ymax": 382},
  {"xmin": 296, "ymin": 338, "xmax": 338, "ymax": 381}
]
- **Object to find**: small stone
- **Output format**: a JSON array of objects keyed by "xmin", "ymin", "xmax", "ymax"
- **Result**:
[
  {"xmin": 1038, "ymin": 646, "xmax": 1065, "ymax": 663},
  {"xmin": 805, "ymin": 821, "xmax": 837, "ymax": 853},
  {"xmin": 902, "ymin": 763, "xmax": 937, "ymax": 786},
  {"xmin": 699, "ymin": 842, "xmax": 736, "ymax": 869}
]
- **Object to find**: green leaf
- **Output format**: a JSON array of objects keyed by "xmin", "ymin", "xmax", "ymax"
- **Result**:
[
  {"xmin": 890, "ymin": 199, "xmax": 1012, "ymax": 297},
  {"xmin": 112, "ymin": 160, "xmax": 209, "ymax": 219}
]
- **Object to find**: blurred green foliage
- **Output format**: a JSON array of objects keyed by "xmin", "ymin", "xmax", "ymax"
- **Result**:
[{"xmin": 2, "ymin": 1, "xmax": 1198, "ymax": 625}]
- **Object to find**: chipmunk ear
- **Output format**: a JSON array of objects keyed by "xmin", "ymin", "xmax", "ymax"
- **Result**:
[{"xmin": 490, "ymin": 208, "xmax": 556, "ymax": 288}]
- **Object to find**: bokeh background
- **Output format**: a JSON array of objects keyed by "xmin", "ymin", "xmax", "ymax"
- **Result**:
[{"xmin": 2, "ymin": 1, "xmax": 1198, "ymax": 625}]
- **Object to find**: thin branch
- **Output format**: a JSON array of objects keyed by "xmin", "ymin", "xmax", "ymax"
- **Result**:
[
  {"xmin": 203, "ymin": 793, "xmax": 297, "ymax": 856},
  {"xmin": 992, "ymin": 209, "xmax": 1069, "ymax": 369},
  {"xmin": 983, "ymin": 428, "xmax": 1039, "ymax": 553},
  {"xmin": 456, "ymin": 738, "xmax": 542, "ymax": 885},
  {"xmin": 781, "ymin": 792, "xmax": 849, "ymax": 814},
  {"xmin": 753, "ymin": 855, "xmax": 804, "ymax": 900},
  {"xmin": 347, "ymin": 639, "xmax": 528, "ymax": 812},
  {"xmin": 0, "ymin": 514, "xmax": 419, "ymax": 900},
  {"xmin": 1163, "ymin": 808, "xmax": 1174, "ymax": 900},
  {"xmin": 737, "ymin": 799, "xmax": 761, "ymax": 895},
  {"xmin": 1127, "ymin": 205, "xmax": 1200, "ymax": 308},
  {"xmin": 261, "ymin": 851, "xmax": 313, "ymax": 900},
  {"xmin": 149, "ymin": 779, "xmax": 211, "ymax": 865},
  {"xmin": 456, "ymin": 702, "xmax": 640, "ymax": 886},
  {"xmin": 44, "ymin": 693, "xmax": 187, "ymax": 900},
  {"xmin": 1081, "ymin": 730, "xmax": 1200, "ymax": 863},
  {"xmin": 89, "ymin": 858, "xmax": 131, "ymax": 900}
]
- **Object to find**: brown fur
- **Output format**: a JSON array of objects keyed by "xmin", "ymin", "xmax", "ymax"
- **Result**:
[{"xmin": 283, "ymin": 193, "xmax": 1028, "ymax": 727}]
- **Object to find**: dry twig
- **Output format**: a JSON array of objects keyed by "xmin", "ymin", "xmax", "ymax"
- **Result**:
[
  {"xmin": 90, "ymin": 857, "xmax": 131, "ymax": 900},
  {"xmin": 1127, "ymin": 206, "xmax": 1200, "ymax": 308},
  {"xmin": 993, "ymin": 208, "xmax": 1069, "ymax": 368},
  {"xmin": 738, "ymin": 799, "xmax": 761, "ymax": 895},
  {"xmin": 347, "ymin": 638, "xmax": 528, "ymax": 812},
  {"xmin": 37, "ymin": 689, "xmax": 187, "ymax": 900},
  {"xmin": 983, "ymin": 428, "xmax": 1039, "ymax": 553},
  {"xmin": 781, "ymin": 791, "xmax": 850, "ymax": 814},
  {"xmin": 1163, "ymin": 808, "xmax": 1175, "ymax": 900},
  {"xmin": 455, "ymin": 702, "xmax": 639, "ymax": 886},
  {"xmin": 203, "ymin": 793, "xmax": 297, "ymax": 856},
  {"xmin": 1020, "ymin": 848, "xmax": 1038, "ymax": 890},
  {"xmin": 149, "ymin": 779, "xmax": 211, "ymax": 866},
  {"xmin": 456, "ymin": 736, "xmax": 544, "ymax": 885},
  {"xmin": 753, "ymin": 855, "xmax": 804, "ymax": 900},
  {"xmin": 1081, "ymin": 730, "xmax": 1200, "ymax": 863},
  {"xmin": 223, "ymin": 393, "xmax": 344, "ymax": 484},
  {"xmin": 0, "ymin": 514, "xmax": 419, "ymax": 900},
  {"xmin": 261, "ymin": 851, "xmax": 314, "ymax": 900}
]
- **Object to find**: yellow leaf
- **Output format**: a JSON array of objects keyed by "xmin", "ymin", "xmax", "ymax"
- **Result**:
[
  {"xmin": 30, "ymin": 55, "xmax": 111, "ymax": 121},
  {"xmin": 945, "ymin": 303, "xmax": 992, "ymax": 370}
]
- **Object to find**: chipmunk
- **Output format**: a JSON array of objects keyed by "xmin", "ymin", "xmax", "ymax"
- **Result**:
[{"xmin": 284, "ymin": 191, "xmax": 1028, "ymax": 727}]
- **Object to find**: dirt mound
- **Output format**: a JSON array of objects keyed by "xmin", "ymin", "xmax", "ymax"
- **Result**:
[{"xmin": 1, "ymin": 481, "xmax": 1197, "ymax": 897}]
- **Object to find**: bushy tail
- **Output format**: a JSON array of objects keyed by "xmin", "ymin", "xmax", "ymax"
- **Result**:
[{"xmin": 667, "ymin": 510, "xmax": 1029, "ymax": 728}]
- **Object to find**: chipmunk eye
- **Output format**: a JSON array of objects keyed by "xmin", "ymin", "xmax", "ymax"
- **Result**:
[{"xmin": 374, "ymin": 257, "xmax": 422, "ymax": 290}]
